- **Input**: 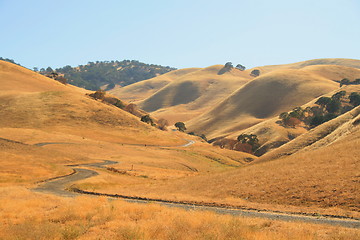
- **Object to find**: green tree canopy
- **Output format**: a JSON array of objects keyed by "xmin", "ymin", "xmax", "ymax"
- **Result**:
[{"xmin": 175, "ymin": 122, "xmax": 186, "ymax": 132}]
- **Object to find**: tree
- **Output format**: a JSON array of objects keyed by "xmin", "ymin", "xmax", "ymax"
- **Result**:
[
  {"xmin": 33, "ymin": 67, "xmax": 39, "ymax": 72},
  {"xmin": 349, "ymin": 92, "xmax": 360, "ymax": 107},
  {"xmin": 141, "ymin": 115, "xmax": 154, "ymax": 125},
  {"xmin": 46, "ymin": 67, "xmax": 53, "ymax": 73},
  {"xmin": 224, "ymin": 62, "xmax": 233, "ymax": 68},
  {"xmin": 218, "ymin": 62, "xmax": 234, "ymax": 75},
  {"xmin": 279, "ymin": 112, "xmax": 289, "ymax": 120},
  {"xmin": 175, "ymin": 122, "xmax": 186, "ymax": 132},
  {"xmin": 289, "ymin": 107, "xmax": 304, "ymax": 120},
  {"xmin": 315, "ymin": 97, "xmax": 331, "ymax": 108},
  {"xmin": 331, "ymin": 91, "xmax": 346, "ymax": 101},
  {"xmin": 124, "ymin": 103, "xmax": 138, "ymax": 114},
  {"xmin": 250, "ymin": 69, "xmax": 260, "ymax": 77},
  {"xmin": 113, "ymin": 99, "xmax": 124, "ymax": 109},
  {"xmin": 236, "ymin": 64, "xmax": 246, "ymax": 71},
  {"xmin": 55, "ymin": 75, "xmax": 67, "ymax": 84},
  {"xmin": 340, "ymin": 78, "xmax": 350, "ymax": 87},
  {"xmin": 157, "ymin": 118, "xmax": 169, "ymax": 130},
  {"xmin": 237, "ymin": 134, "xmax": 260, "ymax": 151},
  {"xmin": 326, "ymin": 99, "xmax": 341, "ymax": 113}
]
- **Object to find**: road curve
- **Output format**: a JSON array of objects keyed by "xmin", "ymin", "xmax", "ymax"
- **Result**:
[
  {"xmin": 32, "ymin": 140, "xmax": 360, "ymax": 229},
  {"xmin": 33, "ymin": 159, "xmax": 360, "ymax": 229}
]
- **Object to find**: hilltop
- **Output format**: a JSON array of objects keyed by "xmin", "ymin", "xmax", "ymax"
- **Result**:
[{"xmin": 40, "ymin": 60, "xmax": 176, "ymax": 90}]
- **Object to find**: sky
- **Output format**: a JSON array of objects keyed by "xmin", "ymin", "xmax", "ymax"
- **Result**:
[{"xmin": 1, "ymin": 0, "xmax": 359, "ymax": 70}]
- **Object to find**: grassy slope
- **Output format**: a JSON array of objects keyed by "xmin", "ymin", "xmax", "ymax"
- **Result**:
[
  {"xmin": 109, "ymin": 67, "xmax": 200, "ymax": 102},
  {"xmin": 253, "ymin": 58, "xmax": 360, "ymax": 74},
  {"xmin": 223, "ymin": 84, "xmax": 360, "ymax": 155},
  {"xmin": 92, "ymin": 120, "xmax": 359, "ymax": 217},
  {"xmin": 187, "ymin": 67, "xmax": 342, "ymax": 139},
  {"xmin": 0, "ymin": 60, "xmax": 253, "ymax": 187},
  {"xmin": 138, "ymin": 65, "xmax": 252, "ymax": 123}
]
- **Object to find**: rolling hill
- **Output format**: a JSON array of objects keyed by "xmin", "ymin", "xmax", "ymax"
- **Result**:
[
  {"xmin": 187, "ymin": 66, "xmax": 343, "ymax": 139},
  {"xmin": 135, "ymin": 65, "xmax": 254, "ymax": 123},
  {"xmin": 109, "ymin": 67, "xmax": 200, "ymax": 102}
]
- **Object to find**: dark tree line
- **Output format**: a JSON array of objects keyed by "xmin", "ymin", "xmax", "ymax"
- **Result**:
[{"xmin": 40, "ymin": 60, "xmax": 176, "ymax": 90}]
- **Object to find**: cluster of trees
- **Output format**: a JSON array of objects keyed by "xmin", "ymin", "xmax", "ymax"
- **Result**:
[
  {"xmin": 40, "ymin": 60, "xmax": 176, "ymax": 90},
  {"xmin": 218, "ymin": 62, "xmax": 246, "ymax": 75},
  {"xmin": 87, "ymin": 90, "xmax": 124, "ymax": 109},
  {"xmin": 0, "ymin": 57, "xmax": 20, "ymax": 66},
  {"xmin": 44, "ymin": 71, "xmax": 67, "ymax": 84},
  {"xmin": 141, "ymin": 115, "xmax": 169, "ymax": 130},
  {"xmin": 279, "ymin": 90, "xmax": 360, "ymax": 128},
  {"xmin": 87, "ymin": 90, "xmax": 170, "ymax": 131},
  {"xmin": 340, "ymin": 78, "xmax": 360, "ymax": 87},
  {"xmin": 237, "ymin": 134, "xmax": 260, "ymax": 152}
]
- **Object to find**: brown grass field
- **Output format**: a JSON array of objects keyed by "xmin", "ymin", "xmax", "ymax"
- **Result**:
[
  {"xmin": 1, "ymin": 60, "xmax": 360, "ymax": 239},
  {"xmin": 1, "ymin": 188, "xmax": 359, "ymax": 240}
]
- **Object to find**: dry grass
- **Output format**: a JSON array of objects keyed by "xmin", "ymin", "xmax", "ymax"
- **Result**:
[
  {"xmin": 187, "ymin": 67, "xmax": 342, "ymax": 139},
  {"xmin": 80, "ymin": 128, "xmax": 359, "ymax": 218},
  {"xmin": 0, "ymin": 138, "xmax": 90, "ymax": 186},
  {"xmin": 0, "ymin": 187, "xmax": 359, "ymax": 240},
  {"xmin": 109, "ymin": 67, "xmax": 200, "ymax": 102},
  {"xmin": 1, "ymin": 60, "xmax": 360, "ymax": 239},
  {"xmin": 137, "ymin": 65, "xmax": 252, "ymax": 124},
  {"xmin": 254, "ymin": 58, "xmax": 360, "ymax": 74}
]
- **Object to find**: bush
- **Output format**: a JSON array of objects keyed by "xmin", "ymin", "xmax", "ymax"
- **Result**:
[{"xmin": 88, "ymin": 90, "xmax": 106, "ymax": 100}]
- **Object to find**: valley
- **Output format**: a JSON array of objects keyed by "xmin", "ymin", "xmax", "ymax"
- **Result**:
[{"xmin": 0, "ymin": 59, "xmax": 359, "ymax": 239}]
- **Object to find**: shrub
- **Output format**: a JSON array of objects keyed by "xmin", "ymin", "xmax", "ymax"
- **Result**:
[{"xmin": 88, "ymin": 90, "xmax": 106, "ymax": 100}]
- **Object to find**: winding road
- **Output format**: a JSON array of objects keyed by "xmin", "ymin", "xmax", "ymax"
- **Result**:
[{"xmin": 33, "ymin": 140, "xmax": 360, "ymax": 229}]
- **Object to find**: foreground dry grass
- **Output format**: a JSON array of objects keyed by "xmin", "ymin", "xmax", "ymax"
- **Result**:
[{"xmin": 0, "ymin": 187, "xmax": 359, "ymax": 240}]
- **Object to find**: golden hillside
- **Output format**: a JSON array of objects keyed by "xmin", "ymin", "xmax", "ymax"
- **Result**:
[
  {"xmin": 137, "ymin": 65, "xmax": 253, "ymax": 123},
  {"xmin": 221, "ymin": 84, "xmax": 360, "ymax": 155},
  {"xmin": 100, "ymin": 117, "xmax": 360, "ymax": 217},
  {"xmin": 187, "ymin": 66, "xmax": 348, "ymax": 139},
  {"xmin": 0, "ymin": 60, "xmax": 183, "ymax": 146},
  {"xmin": 109, "ymin": 67, "xmax": 200, "ymax": 102},
  {"xmin": 252, "ymin": 58, "xmax": 360, "ymax": 74}
]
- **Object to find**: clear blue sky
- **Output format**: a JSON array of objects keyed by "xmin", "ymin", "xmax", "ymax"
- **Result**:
[{"xmin": 1, "ymin": 0, "xmax": 359, "ymax": 70}]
